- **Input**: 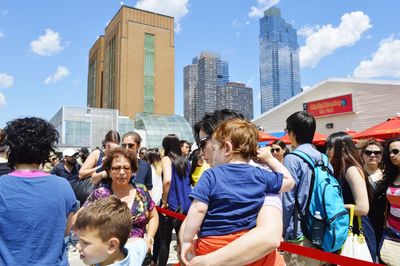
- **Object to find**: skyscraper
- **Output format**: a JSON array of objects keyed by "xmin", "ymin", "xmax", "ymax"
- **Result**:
[
  {"xmin": 259, "ymin": 7, "xmax": 301, "ymax": 113},
  {"xmin": 218, "ymin": 82, "xmax": 253, "ymax": 120},
  {"xmin": 87, "ymin": 6, "xmax": 175, "ymax": 117},
  {"xmin": 183, "ymin": 52, "xmax": 229, "ymax": 125}
]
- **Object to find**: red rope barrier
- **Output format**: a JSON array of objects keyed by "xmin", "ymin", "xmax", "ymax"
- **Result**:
[{"xmin": 155, "ymin": 206, "xmax": 382, "ymax": 266}]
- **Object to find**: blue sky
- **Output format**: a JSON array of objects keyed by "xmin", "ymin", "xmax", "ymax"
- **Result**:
[{"xmin": 1, "ymin": 0, "xmax": 400, "ymax": 128}]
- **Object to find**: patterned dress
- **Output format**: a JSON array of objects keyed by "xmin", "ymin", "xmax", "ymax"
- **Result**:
[{"xmin": 83, "ymin": 183, "xmax": 155, "ymax": 238}]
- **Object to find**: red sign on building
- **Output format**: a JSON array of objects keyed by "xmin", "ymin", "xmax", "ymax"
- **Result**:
[{"xmin": 303, "ymin": 94, "xmax": 353, "ymax": 118}]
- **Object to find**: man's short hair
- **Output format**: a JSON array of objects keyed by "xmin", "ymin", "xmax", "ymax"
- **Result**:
[
  {"xmin": 213, "ymin": 119, "xmax": 258, "ymax": 159},
  {"xmin": 286, "ymin": 111, "xmax": 316, "ymax": 145},
  {"xmin": 180, "ymin": 140, "xmax": 190, "ymax": 147},
  {"xmin": 194, "ymin": 109, "xmax": 244, "ymax": 144},
  {"xmin": 75, "ymin": 196, "xmax": 132, "ymax": 249}
]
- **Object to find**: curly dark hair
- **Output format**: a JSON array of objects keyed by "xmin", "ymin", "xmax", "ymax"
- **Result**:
[
  {"xmin": 102, "ymin": 148, "xmax": 138, "ymax": 182},
  {"xmin": 3, "ymin": 117, "xmax": 59, "ymax": 168}
]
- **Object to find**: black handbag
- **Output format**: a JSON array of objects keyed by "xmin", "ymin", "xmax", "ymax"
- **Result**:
[{"xmin": 73, "ymin": 178, "xmax": 94, "ymax": 206}]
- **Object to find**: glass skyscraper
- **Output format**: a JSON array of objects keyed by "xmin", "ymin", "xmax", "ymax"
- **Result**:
[{"xmin": 259, "ymin": 7, "xmax": 301, "ymax": 113}]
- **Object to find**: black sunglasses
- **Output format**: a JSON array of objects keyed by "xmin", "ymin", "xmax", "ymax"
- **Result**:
[
  {"xmin": 364, "ymin": 150, "xmax": 382, "ymax": 156},
  {"xmin": 390, "ymin": 149, "xmax": 400, "ymax": 155},
  {"xmin": 271, "ymin": 148, "xmax": 282, "ymax": 153},
  {"xmin": 121, "ymin": 143, "xmax": 135, "ymax": 149},
  {"xmin": 199, "ymin": 136, "xmax": 211, "ymax": 150}
]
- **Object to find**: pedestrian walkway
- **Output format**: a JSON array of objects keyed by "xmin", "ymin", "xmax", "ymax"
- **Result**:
[{"xmin": 68, "ymin": 231, "xmax": 179, "ymax": 266}]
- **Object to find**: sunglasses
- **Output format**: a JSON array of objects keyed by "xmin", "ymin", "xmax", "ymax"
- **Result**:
[
  {"xmin": 199, "ymin": 136, "xmax": 211, "ymax": 150},
  {"xmin": 390, "ymin": 149, "xmax": 400, "ymax": 155},
  {"xmin": 121, "ymin": 143, "xmax": 135, "ymax": 149},
  {"xmin": 111, "ymin": 166, "xmax": 131, "ymax": 172},
  {"xmin": 364, "ymin": 150, "xmax": 382, "ymax": 156},
  {"xmin": 271, "ymin": 148, "xmax": 282, "ymax": 153}
]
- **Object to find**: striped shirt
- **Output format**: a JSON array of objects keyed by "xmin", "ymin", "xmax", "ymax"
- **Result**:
[{"xmin": 387, "ymin": 183, "xmax": 400, "ymax": 232}]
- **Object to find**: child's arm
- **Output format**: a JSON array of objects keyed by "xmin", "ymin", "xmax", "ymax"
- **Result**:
[
  {"xmin": 181, "ymin": 199, "xmax": 208, "ymax": 265},
  {"xmin": 256, "ymin": 147, "xmax": 294, "ymax": 192}
]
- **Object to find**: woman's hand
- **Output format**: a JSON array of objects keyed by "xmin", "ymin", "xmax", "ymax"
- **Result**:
[{"xmin": 145, "ymin": 236, "xmax": 154, "ymax": 253}]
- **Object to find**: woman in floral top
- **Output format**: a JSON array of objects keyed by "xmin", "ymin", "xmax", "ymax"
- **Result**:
[{"xmin": 74, "ymin": 147, "xmax": 158, "ymax": 253}]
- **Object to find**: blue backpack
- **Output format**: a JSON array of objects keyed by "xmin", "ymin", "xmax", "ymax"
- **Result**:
[{"xmin": 291, "ymin": 150, "xmax": 349, "ymax": 252}]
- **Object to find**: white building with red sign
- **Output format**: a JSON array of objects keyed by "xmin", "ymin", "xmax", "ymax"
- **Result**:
[{"xmin": 253, "ymin": 78, "xmax": 400, "ymax": 135}]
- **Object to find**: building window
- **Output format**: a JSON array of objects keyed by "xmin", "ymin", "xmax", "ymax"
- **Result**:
[
  {"xmin": 88, "ymin": 59, "xmax": 97, "ymax": 107},
  {"xmin": 144, "ymin": 33, "xmax": 154, "ymax": 113},
  {"xmin": 106, "ymin": 36, "xmax": 116, "ymax": 109}
]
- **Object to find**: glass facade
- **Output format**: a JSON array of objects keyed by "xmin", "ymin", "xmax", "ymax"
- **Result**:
[
  {"xmin": 50, "ymin": 107, "xmax": 121, "ymax": 149},
  {"xmin": 50, "ymin": 107, "xmax": 194, "ymax": 151},
  {"xmin": 87, "ymin": 58, "xmax": 97, "ymax": 107},
  {"xmin": 106, "ymin": 36, "xmax": 116, "ymax": 109},
  {"xmin": 259, "ymin": 7, "xmax": 300, "ymax": 113},
  {"xmin": 135, "ymin": 112, "xmax": 195, "ymax": 148},
  {"xmin": 144, "ymin": 33, "xmax": 155, "ymax": 113}
]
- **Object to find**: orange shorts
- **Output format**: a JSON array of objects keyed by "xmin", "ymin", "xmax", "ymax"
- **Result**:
[{"xmin": 196, "ymin": 230, "xmax": 285, "ymax": 266}]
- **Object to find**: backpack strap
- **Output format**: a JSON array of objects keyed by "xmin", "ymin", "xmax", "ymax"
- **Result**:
[
  {"xmin": 289, "ymin": 150, "xmax": 334, "ymax": 241},
  {"xmin": 288, "ymin": 150, "xmax": 322, "ymax": 240}
]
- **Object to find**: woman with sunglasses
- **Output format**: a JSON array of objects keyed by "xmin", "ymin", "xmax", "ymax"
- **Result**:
[
  {"xmin": 270, "ymin": 139, "xmax": 288, "ymax": 163},
  {"xmin": 73, "ymin": 148, "xmax": 158, "ymax": 256},
  {"xmin": 360, "ymin": 139, "xmax": 387, "ymax": 249},
  {"xmin": 379, "ymin": 138, "xmax": 400, "ymax": 265},
  {"xmin": 326, "ymin": 132, "xmax": 376, "ymax": 260}
]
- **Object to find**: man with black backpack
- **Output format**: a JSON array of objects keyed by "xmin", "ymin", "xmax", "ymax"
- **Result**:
[{"xmin": 282, "ymin": 111, "xmax": 348, "ymax": 265}]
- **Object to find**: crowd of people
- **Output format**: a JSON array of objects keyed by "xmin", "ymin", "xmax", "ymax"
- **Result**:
[{"xmin": 0, "ymin": 109, "xmax": 399, "ymax": 266}]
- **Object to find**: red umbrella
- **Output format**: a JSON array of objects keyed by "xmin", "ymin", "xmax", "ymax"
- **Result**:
[
  {"xmin": 353, "ymin": 115, "xmax": 400, "ymax": 139},
  {"xmin": 280, "ymin": 132, "xmax": 327, "ymax": 145},
  {"xmin": 258, "ymin": 131, "xmax": 278, "ymax": 142},
  {"xmin": 344, "ymin": 129, "xmax": 357, "ymax": 137}
]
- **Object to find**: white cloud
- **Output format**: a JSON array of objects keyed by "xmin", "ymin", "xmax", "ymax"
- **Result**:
[
  {"xmin": 298, "ymin": 25, "xmax": 320, "ymax": 38},
  {"xmin": 232, "ymin": 20, "xmax": 242, "ymax": 28},
  {"xmin": 0, "ymin": 73, "xmax": 14, "ymax": 89},
  {"xmin": 0, "ymin": 31, "xmax": 4, "ymax": 38},
  {"xmin": 248, "ymin": 0, "xmax": 280, "ymax": 18},
  {"xmin": 353, "ymin": 36, "xmax": 400, "ymax": 78},
  {"xmin": 135, "ymin": 0, "xmax": 189, "ymax": 33},
  {"xmin": 0, "ymin": 92, "xmax": 5, "ymax": 107},
  {"xmin": 300, "ymin": 11, "xmax": 372, "ymax": 68},
  {"xmin": 30, "ymin": 29, "xmax": 64, "ymax": 56},
  {"xmin": 44, "ymin": 66, "xmax": 70, "ymax": 84}
]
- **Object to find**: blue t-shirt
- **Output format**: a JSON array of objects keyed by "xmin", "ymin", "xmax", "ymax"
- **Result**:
[
  {"xmin": 190, "ymin": 163, "xmax": 283, "ymax": 237},
  {"xmin": 0, "ymin": 172, "xmax": 78, "ymax": 266}
]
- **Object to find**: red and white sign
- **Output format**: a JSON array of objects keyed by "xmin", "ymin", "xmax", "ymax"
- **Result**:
[{"xmin": 303, "ymin": 94, "xmax": 353, "ymax": 118}]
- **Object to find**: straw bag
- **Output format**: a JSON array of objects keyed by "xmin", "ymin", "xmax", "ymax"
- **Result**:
[{"xmin": 340, "ymin": 205, "xmax": 373, "ymax": 263}]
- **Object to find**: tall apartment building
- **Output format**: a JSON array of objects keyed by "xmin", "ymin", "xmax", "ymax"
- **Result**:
[
  {"xmin": 259, "ymin": 7, "xmax": 301, "ymax": 113},
  {"xmin": 218, "ymin": 82, "xmax": 253, "ymax": 120},
  {"xmin": 183, "ymin": 52, "xmax": 229, "ymax": 125},
  {"xmin": 87, "ymin": 6, "xmax": 175, "ymax": 117}
]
